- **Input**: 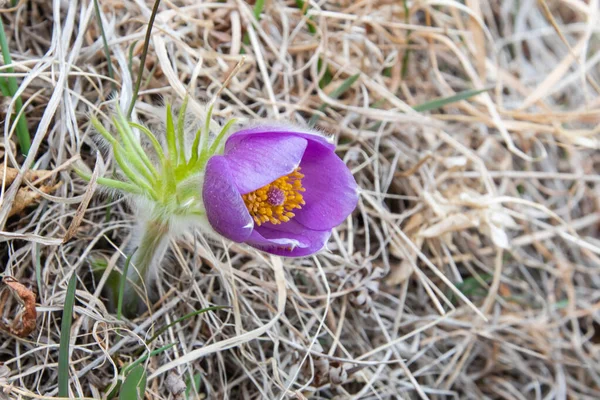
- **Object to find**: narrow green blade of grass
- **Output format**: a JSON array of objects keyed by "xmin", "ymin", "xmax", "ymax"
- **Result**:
[
  {"xmin": 117, "ymin": 248, "xmax": 137, "ymax": 320},
  {"xmin": 295, "ymin": 0, "xmax": 316, "ymax": 34},
  {"xmin": 146, "ymin": 306, "xmax": 227, "ymax": 345},
  {"xmin": 128, "ymin": 0, "xmax": 161, "ymax": 117},
  {"xmin": 0, "ymin": 17, "xmax": 31, "ymax": 154},
  {"xmin": 104, "ymin": 194, "xmax": 113, "ymax": 223},
  {"xmin": 34, "ymin": 243, "xmax": 42, "ymax": 300},
  {"xmin": 123, "ymin": 343, "xmax": 176, "ymax": 376},
  {"xmin": 241, "ymin": 0, "xmax": 266, "ymax": 52},
  {"xmin": 448, "ymin": 273, "xmax": 493, "ymax": 304},
  {"xmin": 412, "ymin": 87, "xmax": 491, "ymax": 112},
  {"xmin": 128, "ymin": 40, "xmax": 138, "ymax": 78},
  {"xmin": 317, "ymin": 58, "xmax": 333, "ymax": 89},
  {"xmin": 401, "ymin": 0, "xmax": 412, "ymax": 79},
  {"xmin": 107, "ymin": 342, "xmax": 177, "ymax": 398},
  {"xmin": 252, "ymin": 0, "xmax": 265, "ymax": 19},
  {"xmin": 93, "ymin": 0, "xmax": 115, "ymax": 91},
  {"xmin": 324, "ymin": 74, "xmax": 361, "ymax": 102},
  {"xmin": 119, "ymin": 365, "xmax": 147, "ymax": 400},
  {"xmin": 0, "ymin": 77, "xmax": 10, "ymax": 96},
  {"xmin": 455, "ymin": 273, "xmax": 493, "ymax": 295},
  {"xmin": 58, "ymin": 273, "xmax": 78, "ymax": 397},
  {"xmin": 309, "ymin": 73, "xmax": 360, "ymax": 128}
]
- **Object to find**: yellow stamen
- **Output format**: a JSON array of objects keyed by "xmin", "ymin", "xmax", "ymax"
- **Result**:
[{"xmin": 242, "ymin": 168, "xmax": 306, "ymax": 226}]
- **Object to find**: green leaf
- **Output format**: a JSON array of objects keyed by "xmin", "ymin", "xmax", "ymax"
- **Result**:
[
  {"xmin": 112, "ymin": 146, "xmax": 158, "ymax": 199},
  {"xmin": 117, "ymin": 248, "xmax": 137, "ymax": 320},
  {"xmin": 241, "ymin": 0, "xmax": 265, "ymax": 51},
  {"xmin": 91, "ymin": 261, "xmax": 121, "ymax": 306},
  {"xmin": 91, "ymin": 117, "xmax": 117, "ymax": 145},
  {"xmin": 58, "ymin": 273, "xmax": 78, "ymax": 397},
  {"xmin": 0, "ymin": 77, "xmax": 10, "ymax": 96},
  {"xmin": 146, "ymin": 306, "xmax": 227, "ymax": 345},
  {"xmin": 309, "ymin": 73, "xmax": 360, "ymax": 128},
  {"xmin": 295, "ymin": 0, "xmax": 316, "ymax": 34},
  {"xmin": 252, "ymin": 0, "xmax": 265, "ymax": 19},
  {"xmin": 112, "ymin": 117, "xmax": 156, "ymax": 184},
  {"xmin": 186, "ymin": 373, "xmax": 202, "ymax": 399},
  {"xmin": 327, "ymin": 74, "xmax": 361, "ymax": 102},
  {"xmin": 129, "ymin": 122, "xmax": 166, "ymax": 167},
  {"xmin": 165, "ymin": 103, "xmax": 177, "ymax": 162},
  {"xmin": 206, "ymin": 118, "xmax": 237, "ymax": 160},
  {"xmin": 119, "ymin": 365, "xmax": 147, "ymax": 400},
  {"xmin": 0, "ymin": 17, "xmax": 31, "ymax": 154},
  {"xmin": 74, "ymin": 162, "xmax": 143, "ymax": 196},
  {"xmin": 317, "ymin": 58, "xmax": 333, "ymax": 89},
  {"xmin": 455, "ymin": 273, "xmax": 493, "ymax": 296},
  {"xmin": 115, "ymin": 109, "xmax": 159, "ymax": 179},
  {"xmin": 123, "ymin": 343, "xmax": 176, "ymax": 376},
  {"xmin": 412, "ymin": 87, "xmax": 491, "ymax": 112},
  {"xmin": 177, "ymin": 97, "xmax": 189, "ymax": 163},
  {"xmin": 197, "ymin": 103, "xmax": 215, "ymax": 166}
]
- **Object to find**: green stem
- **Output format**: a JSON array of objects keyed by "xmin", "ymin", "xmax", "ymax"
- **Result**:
[
  {"xmin": 122, "ymin": 218, "xmax": 170, "ymax": 317},
  {"xmin": 128, "ymin": 0, "xmax": 161, "ymax": 118},
  {"xmin": 0, "ymin": 16, "xmax": 30, "ymax": 154}
]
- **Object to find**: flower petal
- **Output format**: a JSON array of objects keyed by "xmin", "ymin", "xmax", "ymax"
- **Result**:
[
  {"xmin": 223, "ymin": 134, "xmax": 308, "ymax": 194},
  {"xmin": 203, "ymin": 156, "xmax": 253, "ymax": 242},
  {"xmin": 225, "ymin": 125, "xmax": 335, "ymax": 153},
  {"xmin": 294, "ymin": 142, "xmax": 359, "ymax": 230},
  {"xmin": 246, "ymin": 220, "xmax": 331, "ymax": 257}
]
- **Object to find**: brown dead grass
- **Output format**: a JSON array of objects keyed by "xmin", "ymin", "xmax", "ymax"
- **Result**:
[{"xmin": 0, "ymin": 0, "xmax": 600, "ymax": 398}]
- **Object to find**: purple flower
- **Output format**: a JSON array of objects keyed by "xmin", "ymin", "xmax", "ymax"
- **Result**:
[{"xmin": 202, "ymin": 126, "xmax": 358, "ymax": 257}]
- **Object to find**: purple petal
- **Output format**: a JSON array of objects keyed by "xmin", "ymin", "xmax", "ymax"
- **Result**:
[
  {"xmin": 294, "ymin": 142, "xmax": 358, "ymax": 230},
  {"xmin": 223, "ymin": 134, "xmax": 307, "ymax": 194},
  {"xmin": 225, "ymin": 125, "xmax": 335, "ymax": 153},
  {"xmin": 246, "ymin": 220, "xmax": 331, "ymax": 257},
  {"xmin": 203, "ymin": 156, "xmax": 253, "ymax": 242}
]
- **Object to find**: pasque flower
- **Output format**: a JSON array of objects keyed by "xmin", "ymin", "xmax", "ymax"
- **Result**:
[
  {"xmin": 81, "ymin": 99, "xmax": 358, "ymax": 315},
  {"xmin": 202, "ymin": 126, "xmax": 359, "ymax": 257}
]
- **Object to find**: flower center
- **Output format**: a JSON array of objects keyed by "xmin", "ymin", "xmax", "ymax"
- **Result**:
[{"xmin": 242, "ymin": 168, "xmax": 306, "ymax": 226}]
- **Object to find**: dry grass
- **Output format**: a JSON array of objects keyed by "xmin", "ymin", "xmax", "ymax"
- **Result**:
[{"xmin": 1, "ymin": 0, "xmax": 600, "ymax": 398}]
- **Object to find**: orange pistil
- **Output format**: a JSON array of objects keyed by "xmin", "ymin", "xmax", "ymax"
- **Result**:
[{"xmin": 242, "ymin": 168, "xmax": 306, "ymax": 226}]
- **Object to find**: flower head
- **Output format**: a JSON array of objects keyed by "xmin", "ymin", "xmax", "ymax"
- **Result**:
[
  {"xmin": 81, "ymin": 99, "xmax": 358, "ymax": 315},
  {"xmin": 202, "ymin": 126, "xmax": 359, "ymax": 257}
]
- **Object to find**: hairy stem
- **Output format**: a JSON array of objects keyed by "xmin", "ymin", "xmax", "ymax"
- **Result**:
[{"xmin": 122, "ymin": 218, "xmax": 170, "ymax": 317}]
